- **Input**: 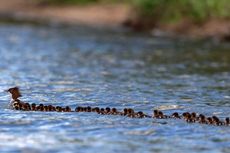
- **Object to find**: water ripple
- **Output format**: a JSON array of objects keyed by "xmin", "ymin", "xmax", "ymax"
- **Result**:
[{"xmin": 0, "ymin": 24, "xmax": 229, "ymax": 153}]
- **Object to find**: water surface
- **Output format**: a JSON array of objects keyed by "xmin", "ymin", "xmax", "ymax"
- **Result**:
[{"xmin": 0, "ymin": 24, "xmax": 229, "ymax": 153}]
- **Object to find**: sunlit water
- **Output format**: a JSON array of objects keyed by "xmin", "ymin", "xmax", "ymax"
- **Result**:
[{"xmin": 0, "ymin": 24, "xmax": 229, "ymax": 153}]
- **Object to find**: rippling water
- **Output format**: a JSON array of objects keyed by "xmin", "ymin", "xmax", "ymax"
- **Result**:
[{"xmin": 0, "ymin": 24, "xmax": 229, "ymax": 153}]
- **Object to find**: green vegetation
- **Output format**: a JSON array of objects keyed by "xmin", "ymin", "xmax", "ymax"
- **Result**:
[
  {"xmin": 37, "ymin": 0, "xmax": 229, "ymax": 24},
  {"xmin": 132, "ymin": 0, "xmax": 230, "ymax": 24}
]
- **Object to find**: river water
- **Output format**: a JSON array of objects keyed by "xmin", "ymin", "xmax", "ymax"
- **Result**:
[{"xmin": 0, "ymin": 24, "xmax": 229, "ymax": 153}]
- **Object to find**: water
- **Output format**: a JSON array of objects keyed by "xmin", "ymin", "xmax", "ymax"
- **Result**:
[{"xmin": 0, "ymin": 24, "xmax": 229, "ymax": 153}]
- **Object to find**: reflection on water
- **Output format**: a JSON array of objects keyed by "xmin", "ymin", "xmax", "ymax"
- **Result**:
[{"xmin": 0, "ymin": 24, "xmax": 229, "ymax": 153}]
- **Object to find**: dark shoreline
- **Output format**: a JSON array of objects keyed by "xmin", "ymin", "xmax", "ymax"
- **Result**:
[{"xmin": 0, "ymin": 1, "xmax": 229, "ymax": 42}]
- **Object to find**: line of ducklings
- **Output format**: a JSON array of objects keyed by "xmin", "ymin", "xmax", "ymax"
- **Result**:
[
  {"xmin": 7, "ymin": 87, "xmax": 229, "ymax": 126},
  {"xmin": 12, "ymin": 101, "xmax": 229, "ymax": 126}
]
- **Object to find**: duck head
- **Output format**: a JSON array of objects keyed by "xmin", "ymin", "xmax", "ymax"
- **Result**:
[{"xmin": 7, "ymin": 87, "xmax": 22, "ymax": 100}]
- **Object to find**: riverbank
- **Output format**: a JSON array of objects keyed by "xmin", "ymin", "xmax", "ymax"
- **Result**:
[
  {"xmin": 0, "ymin": 0, "xmax": 229, "ymax": 41},
  {"xmin": 0, "ymin": 1, "xmax": 129, "ymax": 28}
]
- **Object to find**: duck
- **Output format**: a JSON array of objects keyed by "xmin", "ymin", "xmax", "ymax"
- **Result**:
[
  {"xmin": 6, "ymin": 87, "xmax": 24, "ymax": 109},
  {"xmin": 7, "ymin": 87, "xmax": 22, "ymax": 101}
]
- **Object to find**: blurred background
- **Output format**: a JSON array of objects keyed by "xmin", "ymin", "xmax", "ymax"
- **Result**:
[{"xmin": 0, "ymin": 0, "xmax": 229, "ymax": 40}]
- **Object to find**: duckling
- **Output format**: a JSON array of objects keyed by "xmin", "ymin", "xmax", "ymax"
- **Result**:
[
  {"xmin": 25, "ymin": 103, "xmax": 31, "ymax": 111},
  {"xmin": 127, "ymin": 108, "xmax": 134, "ymax": 114},
  {"xmin": 13, "ymin": 101, "xmax": 20, "ymax": 109},
  {"xmin": 44, "ymin": 106, "xmax": 48, "ymax": 111},
  {"xmin": 191, "ymin": 112, "xmax": 197, "ymax": 122},
  {"xmin": 127, "ymin": 108, "xmax": 135, "ymax": 118},
  {"xmin": 56, "ymin": 106, "xmax": 62, "ymax": 112},
  {"xmin": 182, "ymin": 112, "xmax": 190, "ymax": 120},
  {"xmin": 198, "ymin": 114, "xmax": 207, "ymax": 124},
  {"xmin": 82, "ymin": 106, "xmax": 87, "ymax": 112},
  {"xmin": 86, "ymin": 106, "xmax": 91, "ymax": 112},
  {"xmin": 75, "ymin": 106, "xmax": 82, "ymax": 112},
  {"xmin": 105, "ymin": 107, "xmax": 111, "ymax": 114},
  {"xmin": 61, "ymin": 107, "xmax": 65, "ymax": 112},
  {"xmin": 225, "ymin": 117, "xmax": 229, "ymax": 126},
  {"xmin": 95, "ymin": 107, "xmax": 102, "ymax": 112},
  {"xmin": 153, "ymin": 110, "xmax": 159, "ymax": 118},
  {"xmin": 56, "ymin": 106, "xmax": 60, "ymax": 111},
  {"xmin": 48, "ymin": 105, "xmax": 53, "ymax": 111},
  {"xmin": 185, "ymin": 113, "xmax": 193, "ymax": 123},
  {"xmin": 212, "ymin": 116, "xmax": 222, "ymax": 126},
  {"xmin": 21, "ymin": 103, "xmax": 28, "ymax": 111},
  {"xmin": 93, "ymin": 107, "xmax": 100, "ymax": 113},
  {"xmin": 111, "ymin": 108, "xmax": 117, "ymax": 115},
  {"xmin": 31, "ymin": 103, "xmax": 36, "ymax": 111},
  {"xmin": 207, "ymin": 117, "xmax": 213, "ymax": 124},
  {"xmin": 38, "ymin": 104, "xmax": 44, "ymax": 111},
  {"xmin": 52, "ymin": 106, "xmax": 56, "ymax": 111},
  {"xmin": 123, "ymin": 108, "xmax": 128, "ymax": 116},
  {"xmin": 65, "ymin": 106, "xmax": 71, "ymax": 112},
  {"xmin": 100, "ymin": 108, "xmax": 105, "ymax": 115},
  {"xmin": 136, "ymin": 111, "xmax": 145, "ymax": 118},
  {"xmin": 158, "ymin": 111, "xmax": 167, "ymax": 119},
  {"xmin": 12, "ymin": 101, "xmax": 21, "ymax": 110},
  {"xmin": 36, "ymin": 105, "xmax": 40, "ymax": 111},
  {"xmin": 171, "ymin": 112, "xmax": 180, "ymax": 119},
  {"xmin": 79, "ymin": 106, "xmax": 84, "ymax": 112},
  {"xmin": 14, "ymin": 105, "xmax": 20, "ymax": 110}
]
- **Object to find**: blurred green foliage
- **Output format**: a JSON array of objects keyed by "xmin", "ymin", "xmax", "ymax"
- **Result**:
[
  {"xmin": 132, "ymin": 0, "xmax": 230, "ymax": 23},
  {"xmin": 37, "ymin": 0, "xmax": 230, "ymax": 23}
]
